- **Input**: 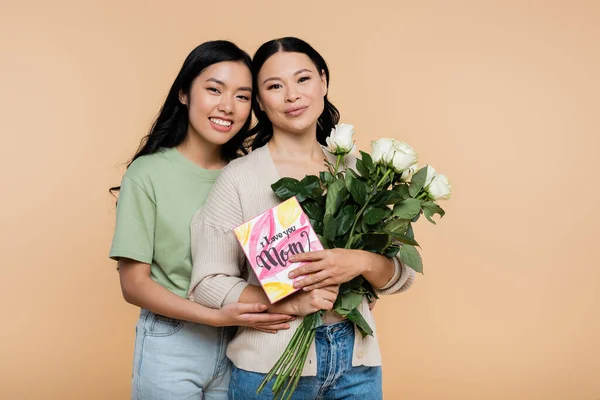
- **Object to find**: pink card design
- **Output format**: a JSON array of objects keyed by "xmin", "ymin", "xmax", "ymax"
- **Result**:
[{"xmin": 233, "ymin": 197, "xmax": 324, "ymax": 304}]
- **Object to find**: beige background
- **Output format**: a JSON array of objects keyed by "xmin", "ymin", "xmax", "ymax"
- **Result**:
[{"xmin": 1, "ymin": 0, "xmax": 599, "ymax": 399}]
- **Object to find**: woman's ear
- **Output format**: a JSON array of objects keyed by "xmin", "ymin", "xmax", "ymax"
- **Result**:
[{"xmin": 178, "ymin": 90, "xmax": 188, "ymax": 106}]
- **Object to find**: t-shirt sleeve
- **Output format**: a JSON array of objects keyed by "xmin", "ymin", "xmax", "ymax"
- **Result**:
[{"xmin": 109, "ymin": 175, "xmax": 156, "ymax": 264}]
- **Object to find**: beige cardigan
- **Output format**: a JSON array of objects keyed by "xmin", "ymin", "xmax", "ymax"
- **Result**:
[{"xmin": 188, "ymin": 145, "xmax": 415, "ymax": 376}]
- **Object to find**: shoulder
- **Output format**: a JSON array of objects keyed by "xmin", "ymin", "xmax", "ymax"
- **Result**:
[
  {"xmin": 124, "ymin": 149, "xmax": 170, "ymax": 182},
  {"xmin": 223, "ymin": 146, "xmax": 268, "ymax": 174},
  {"xmin": 215, "ymin": 145, "xmax": 270, "ymax": 185}
]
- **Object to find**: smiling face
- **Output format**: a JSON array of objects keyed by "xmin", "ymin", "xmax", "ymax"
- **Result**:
[
  {"xmin": 256, "ymin": 51, "xmax": 328, "ymax": 137},
  {"xmin": 180, "ymin": 61, "xmax": 252, "ymax": 146}
]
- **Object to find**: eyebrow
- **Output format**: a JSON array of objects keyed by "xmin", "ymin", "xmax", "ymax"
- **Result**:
[
  {"xmin": 206, "ymin": 77, "xmax": 251, "ymax": 92},
  {"xmin": 262, "ymin": 68, "xmax": 313, "ymax": 85}
]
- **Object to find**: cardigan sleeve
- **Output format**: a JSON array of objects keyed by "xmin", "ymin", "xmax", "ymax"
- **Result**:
[{"xmin": 188, "ymin": 169, "xmax": 249, "ymax": 308}]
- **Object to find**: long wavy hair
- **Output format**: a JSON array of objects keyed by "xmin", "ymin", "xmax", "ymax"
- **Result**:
[
  {"xmin": 110, "ymin": 40, "xmax": 253, "ymax": 194},
  {"xmin": 247, "ymin": 37, "xmax": 340, "ymax": 150}
]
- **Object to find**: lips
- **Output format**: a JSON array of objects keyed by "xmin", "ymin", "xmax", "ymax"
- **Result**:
[
  {"xmin": 208, "ymin": 117, "xmax": 234, "ymax": 132},
  {"xmin": 284, "ymin": 106, "xmax": 308, "ymax": 117},
  {"xmin": 209, "ymin": 117, "xmax": 233, "ymax": 127}
]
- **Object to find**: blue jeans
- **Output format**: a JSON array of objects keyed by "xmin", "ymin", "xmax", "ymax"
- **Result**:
[
  {"xmin": 131, "ymin": 309, "xmax": 233, "ymax": 400},
  {"xmin": 228, "ymin": 321, "xmax": 382, "ymax": 400}
]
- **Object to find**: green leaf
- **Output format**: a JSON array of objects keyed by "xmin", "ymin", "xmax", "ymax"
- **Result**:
[
  {"xmin": 334, "ymin": 291, "xmax": 364, "ymax": 315},
  {"xmin": 303, "ymin": 311, "xmax": 324, "ymax": 330},
  {"xmin": 406, "ymin": 224, "xmax": 414, "ymax": 239},
  {"xmin": 355, "ymin": 158, "xmax": 370, "ymax": 178},
  {"xmin": 360, "ymin": 151, "xmax": 375, "ymax": 173},
  {"xmin": 384, "ymin": 219, "xmax": 410, "ymax": 235},
  {"xmin": 310, "ymin": 219, "xmax": 324, "ymax": 235},
  {"xmin": 394, "ymin": 184, "xmax": 410, "ymax": 199},
  {"xmin": 271, "ymin": 178, "xmax": 301, "ymax": 200},
  {"xmin": 400, "ymin": 244, "xmax": 423, "ymax": 273},
  {"xmin": 348, "ymin": 177, "xmax": 369, "ymax": 205},
  {"xmin": 296, "ymin": 190, "xmax": 308, "ymax": 203},
  {"xmin": 344, "ymin": 167, "xmax": 358, "ymax": 189},
  {"xmin": 408, "ymin": 167, "xmax": 428, "ymax": 197},
  {"xmin": 384, "ymin": 245, "xmax": 400, "ymax": 258},
  {"xmin": 320, "ymin": 171, "xmax": 334, "ymax": 185},
  {"xmin": 422, "ymin": 201, "xmax": 446, "ymax": 224},
  {"xmin": 390, "ymin": 231, "xmax": 420, "ymax": 247},
  {"xmin": 316, "ymin": 234, "xmax": 329, "ymax": 248},
  {"xmin": 302, "ymin": 199, "xmax": 325, "ymax": 221},
  {"xmin": 301, "ymin": 175, "xmax": 324, "ymax": 199},
  {"xmin": 334, "ymin": 237, "xmax": 348, "ymax": 248},
  {"xmin": 336, "ymin": 205, "xmax": 356, "ymax": 236},
  {"xmin": 345, "ymin": 233, "xmax": 363, "ymax": 250},
  {"xmin": 346, "ymin": 309, "xmax": 373, "ymax": 337},
  {"xmin": 364, "ymin": 207, "xmax": 391, "ymax": 225},
  {"xmin": 373, "ymin": 190, "xmax": 403, "ymax": 205},
  {"xmin": 323, "ymin": 214, "xmax": 338, "ymax": 241},
  {"xmin": 362, "ymin": 233, "xmax": 391, "ymax": 252},
  {"xmin": 325, "ymin": 179, "xmax": 346, "ymax": 217},
  {"xmin": 393, "ymin": 198, "xmax": 422, "ymax": 219}
]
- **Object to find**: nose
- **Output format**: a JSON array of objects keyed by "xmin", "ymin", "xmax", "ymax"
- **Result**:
[
  {"xmin": 217, "ymin": 96, "xmax": 233, "ymax": 114},
  {"xmin": 285, "ymin": 86, "xmax": 301, "ymax": 103}
]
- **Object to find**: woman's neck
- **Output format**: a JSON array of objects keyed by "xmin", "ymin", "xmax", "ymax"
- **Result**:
[
  {"xmin": 176, "ymin": 129, "xmax": 225, "ymax": 170},
  {"xmin": 268, "ymin": 125, "xmax": 323, "ymax": 161}
]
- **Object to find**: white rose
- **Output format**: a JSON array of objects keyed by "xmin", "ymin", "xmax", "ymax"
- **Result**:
[
  {"xmin": 424, "ymin": 165, "xmax": 436, "ymax": 187},
  {"xmin": 427, "ymin": 173, "xmax": 451, "ymax": 201},
  {"xmin": 326, "ymin": 123, "xmax": 355, "ymax": 154},
  {"xmin": 371, "ymin": 138, "xmax": 395, "ymax": 164},
  {"xmin": 390, "ymin": 141, "xmax": 418, "ymax": 173}
]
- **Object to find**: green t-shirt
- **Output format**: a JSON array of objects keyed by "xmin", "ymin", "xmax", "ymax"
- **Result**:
[{"xmin": 109, "ymin": 147, "xmax": 221, "ymax": 297}]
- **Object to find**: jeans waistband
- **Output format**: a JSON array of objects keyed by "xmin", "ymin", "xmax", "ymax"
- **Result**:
[
  {"xmin": 315, "ymin": 320, "xmax": 354, "ymax": 340},
  {"xmin": 140, "ymin": 308, "xmax": 181, "ymax": 324}
]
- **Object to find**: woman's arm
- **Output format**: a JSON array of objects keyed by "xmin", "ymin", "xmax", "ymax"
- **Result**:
[
  {"xmin": 237, "ymin": 282, "xmax": 340, "ymax": 316},
  {"xmin": 287, "ymin": 249, "xmax": 395, "ymax": 290},
  {"xmin": 119, "ymin": 258, "xmax": 293, "ymax": 332}
]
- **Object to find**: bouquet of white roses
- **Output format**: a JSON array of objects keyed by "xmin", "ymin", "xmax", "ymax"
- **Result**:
[{"xmin": 257, "ymin": 124, "xmax": 451, "ymax": 399}]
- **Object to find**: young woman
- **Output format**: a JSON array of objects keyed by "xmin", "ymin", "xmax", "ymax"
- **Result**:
[
  {"xmin": 188, "ymin": 37, "xmax": 415, "ymax": 399},
  {"xmin": 109, "ymin": 40, "xmax": 293, "ymax": 400}
]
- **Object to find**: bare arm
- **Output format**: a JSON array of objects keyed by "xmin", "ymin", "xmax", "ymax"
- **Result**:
[
  {"xmin": 118, "ymin": 258, "xmax": 293, "ymax": 332},
  {"xmin": 237, "ymin": 283, "xmax": 340, "ymax": 316}
]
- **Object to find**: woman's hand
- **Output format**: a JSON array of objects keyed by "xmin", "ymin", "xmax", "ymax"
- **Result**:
[
  {"xmin": 288, "ymin": 249, "xmax": 368, "ymax": 290},
  {"xmin": 289, "ymin": 249, "xmax": 396, "ymax": 290},
  {"xmin": 287, "ymin": 285, "xmax": 339, "ymax": 316},
  {"xmin": 215, "ymin": 303, "xmax": 295, "ymax": 334}
]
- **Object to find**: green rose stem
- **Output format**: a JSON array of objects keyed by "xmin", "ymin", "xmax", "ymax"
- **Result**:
[
  {"xmin": 377, "ymin": 168, "xmax": 393, "ymax": 187},
  {"xmin": 334, "ymin": 154, "xmax": 343, "ymax": 174},
  {"xmin": 257, "ymin": 325, "xmax": 304, "ymax": 393},
  {"xmin": 275, "ymin": 330, "xmax": 315, "ymax": 400},
  {"xmin": 258, "ymin": 315, "xmax": 319, "ymax": 398},
  {"xmin": 346, "ymin": 197, "xmax": 371, "ymax": 249},
  {"xmin": 417, "ymin": 191, "xmax": 429, "ymax": 200},
  {"xmin": 345, "ymin": 166, "xmax": 394, "ymax": 249}
]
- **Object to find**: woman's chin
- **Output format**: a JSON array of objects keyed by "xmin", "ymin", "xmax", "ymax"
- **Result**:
[{"xmin": 275, "ymin": 120, "xmax": 318, "ymax": 137}]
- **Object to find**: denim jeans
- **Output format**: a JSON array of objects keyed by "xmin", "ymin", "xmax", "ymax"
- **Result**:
[
  {"xmin": 131, "ymin": 309, "xmax": 234, "ymax": 400},
  {"xmin": 228, "ymin": 321, "xmax": 382, "ymax": 400}
]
